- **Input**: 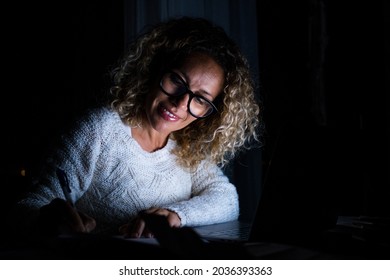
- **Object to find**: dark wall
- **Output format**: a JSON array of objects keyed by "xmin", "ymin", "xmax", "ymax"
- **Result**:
[
  {"xmin": 4, "ymin": 2, "xmax": 124, "ymax": 206},
  {"xmin": 257, "ymin": 0, "xmax": 389, "ymax": 217}
]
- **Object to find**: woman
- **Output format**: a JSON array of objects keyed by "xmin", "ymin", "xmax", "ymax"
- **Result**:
[{"xmin": 12, "ymin": 17, "xmax": 261, "ymax": 238}]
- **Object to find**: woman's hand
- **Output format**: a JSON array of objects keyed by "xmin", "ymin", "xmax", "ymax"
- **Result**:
[
  {"xmin": 38, "ymin": 198, "xmax": 96, "ymax": 236},
  {"xmin": 119, "ymin": 207, "xmax": 181, "ymax": 238}
]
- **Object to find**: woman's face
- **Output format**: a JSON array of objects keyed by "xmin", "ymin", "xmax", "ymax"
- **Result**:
[{"xmin": 144, "ymin": 52, "xmax": 224, "ymax": 136}]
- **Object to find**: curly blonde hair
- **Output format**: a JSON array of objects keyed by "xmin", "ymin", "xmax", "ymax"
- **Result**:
[{"xmin": 110, "ymin": 17, "xmax": 262, "ymax": 169}]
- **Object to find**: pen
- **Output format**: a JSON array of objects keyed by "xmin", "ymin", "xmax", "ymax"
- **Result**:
[{"xmin": 56, "ymin": 167, "xmax": 74, "ymax": 207}]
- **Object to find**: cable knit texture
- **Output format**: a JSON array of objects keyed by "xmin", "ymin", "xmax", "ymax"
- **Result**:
[{"xmin": 15, "ymin": 106, "xmax": 239, "ymax": 234}]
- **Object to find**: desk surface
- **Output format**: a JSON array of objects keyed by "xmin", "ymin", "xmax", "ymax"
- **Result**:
[{"xmin": 1, "ymin": 223, "xmax": 389, "ymax": 260}]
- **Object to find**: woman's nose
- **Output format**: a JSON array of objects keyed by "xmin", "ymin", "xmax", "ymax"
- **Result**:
[{"xmin": 171, "ymin": 93, "xmax": 189, "ymax": 110}]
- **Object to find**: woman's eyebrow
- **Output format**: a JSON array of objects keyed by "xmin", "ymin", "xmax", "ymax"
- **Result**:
[
  {"xmin": 197, "ymin": 89, "xmax": 212, "ymax": 97},
  {"xmin": 178, "ymin": 71, "xmax": 213, "ymax": 97}
]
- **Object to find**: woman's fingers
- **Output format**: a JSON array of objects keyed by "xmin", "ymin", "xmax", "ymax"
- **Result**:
[
  {"xmin": 119, "ymin": 217, "xmax": 146, "ymax": 238},
  {"xmin": 142, "ymin": 208, "xmax": 181, "ymax": 227},
  {"xmin": 78, "ymin": 211, "xmax": 97, "ymax": 233},
  {"xmin": 120, "ymin": 208, "xmax": 181, "ymax": 238}
]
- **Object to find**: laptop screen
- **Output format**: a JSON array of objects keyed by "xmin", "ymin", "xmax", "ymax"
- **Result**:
[{"xmin": 249, "ymin": 122, "xmax": 369, "ymax": 247}]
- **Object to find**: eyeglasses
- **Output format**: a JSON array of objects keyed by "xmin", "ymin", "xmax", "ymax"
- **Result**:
[{"xmin": 159, "ymin": 71, "xmax": 218, "ymax": 119}]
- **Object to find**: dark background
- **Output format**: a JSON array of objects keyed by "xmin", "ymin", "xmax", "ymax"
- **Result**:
[
  {"xmin": 3, "ymin": 1, "xmax": 389, "ymax": 222},
  {"xmin": 258, "ymin": 0, "xmax": 389, "ymax": 219}
]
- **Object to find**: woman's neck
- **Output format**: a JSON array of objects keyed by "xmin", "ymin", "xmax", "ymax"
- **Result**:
[{"xmin": 131, "ymin": 126, "xmax": 169, "ymax": 152}]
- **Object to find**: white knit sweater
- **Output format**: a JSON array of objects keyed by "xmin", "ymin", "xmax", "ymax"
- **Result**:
[{"xmin": 16, "ymin": 106, "xmax": 239, "ymax": 234}]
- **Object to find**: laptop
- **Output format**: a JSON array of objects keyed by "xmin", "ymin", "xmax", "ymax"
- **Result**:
[
  {"xmin": 192, "ymin": 220, "xmax": 252, "ymax": 242},
  {"xmin": 192, "ymin": 122, "xmax": 345, "ymax": 247}
]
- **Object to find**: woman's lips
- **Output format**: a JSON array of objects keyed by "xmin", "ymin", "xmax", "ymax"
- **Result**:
[{"xmin": 158, "ymin": 104, "xmax": 180, "ymax": 121}]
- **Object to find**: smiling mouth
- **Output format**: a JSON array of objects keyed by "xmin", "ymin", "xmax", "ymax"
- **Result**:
[{"xmin": 158, "ymin": 105, "xmax": 180, "ymax": 121}]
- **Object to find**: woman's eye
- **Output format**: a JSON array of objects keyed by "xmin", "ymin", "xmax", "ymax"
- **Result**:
[
  {"xmin": 194, "ymin": 96, "xmax": 206, "ymax": 105},
  {"xmin": 170, "ymin": 73, "xmax": 185, "ymax": 86}
]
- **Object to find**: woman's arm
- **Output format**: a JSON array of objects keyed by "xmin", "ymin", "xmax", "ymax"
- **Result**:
[{"xmin": 163, "ymin": 160, "xmax": 239, "ymax": 227}]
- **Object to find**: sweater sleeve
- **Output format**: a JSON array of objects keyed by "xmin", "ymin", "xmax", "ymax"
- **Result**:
[
  {"xmin": 163, "ymin": 160, "xmax": 239, "ymax": 227},
  {"xmin": 10, "ymin": 108, "xmax": 104, "ymax": 232}
]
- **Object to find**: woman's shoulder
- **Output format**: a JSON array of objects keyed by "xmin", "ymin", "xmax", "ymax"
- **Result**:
[
  {"xmin": 76, "ymin": 105, "xmax": 119, "ymax": 126},
  {"xmin": 84, "ymin": 105, "xmax": 116, "ymax": 119},
  {"xmin": 64, "ymin": 106, "xmax": 122, "ymax": 138}
]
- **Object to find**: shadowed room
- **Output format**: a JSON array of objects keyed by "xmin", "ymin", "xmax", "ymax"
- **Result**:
[{"xmin": 2, "ymin": 0, "xmax": 389, "ymax": 259}]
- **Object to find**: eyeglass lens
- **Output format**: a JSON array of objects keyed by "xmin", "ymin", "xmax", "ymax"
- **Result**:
[{"xmin": 160, "ymin": 72, "xmax": 215, "ymax": 118}]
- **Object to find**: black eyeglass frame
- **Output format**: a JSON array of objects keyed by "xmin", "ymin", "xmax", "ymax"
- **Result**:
[{"xmin": 159, "ymin": 71, "xmax": 219, "ymax": 119}]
